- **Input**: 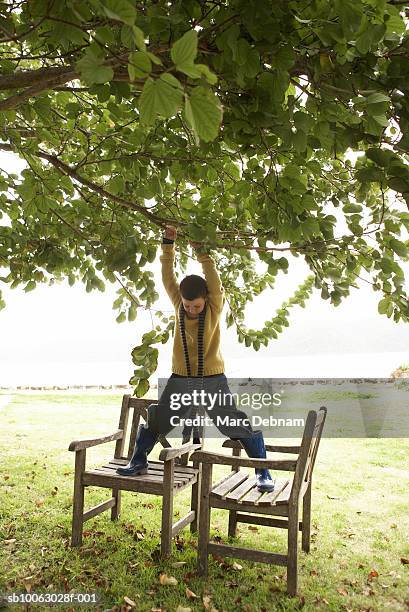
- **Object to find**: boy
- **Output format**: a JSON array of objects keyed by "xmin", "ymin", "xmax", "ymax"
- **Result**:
[{"xmin": 117, "ymin": 226, "xmax": 275, "ymax": 492}]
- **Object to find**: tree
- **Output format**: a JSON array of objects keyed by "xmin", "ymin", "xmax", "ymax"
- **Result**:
[{"xmin": 0, "ymin": 0, "xmax": 408, "ymax": 395}]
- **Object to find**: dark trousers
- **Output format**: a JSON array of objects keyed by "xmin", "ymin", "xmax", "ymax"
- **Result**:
[{"xmin": 146, "ymin": 373, "xmax": 254, "ymax": 439}]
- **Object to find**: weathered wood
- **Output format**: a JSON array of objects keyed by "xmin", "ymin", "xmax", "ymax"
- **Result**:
[
  {"xmin": 287, "ymin": 502, "xmax": 299, "ymax": 596},
  {"xmin": 228, "ymin": 446, "xmax": 242, "ymax": 536},
  {"xmin": 159, "ymin": 443, "xmax": 201, "ymax": 461},
  {"xmin": 171, "ymin": 510, "xmax": 195, "ymax": 537},
  {"xmin": 192, "ymin": 407, "xmax": 327, "ymax": 597},
  {"xmin": 109, "ymin": 458, "xmax": 198, "ymax": 475},
  {"xmin": 161, "ymin": 459, "xmax": 174, "ymax": 557},
  {"xmin": 302, "ymin": 480, "xmax": 312, "ymax": 553},
  {"xmin": 208, "ymin": 543, "xmax": 288, "ymax": 566},
  {"xmin": 239, "ymin": 484, "xmax": 265, "ymax": 505},
  {"xmin": 273, "ymin": 480, "xmax": 293, "ymax": 505},
  {"xmin": 71, "ymin": 449, "xmax": 86, "ymax": 547},
  {"xmin": 257, "ymin": 479, "xmax": 290, "ymax": 506},
  {"xmin": 83, "ymin": 497, "xmax": 116, "ymax": 522},
  {"xmin": 68, "ymin": 393, "xmax": 202, "ymax": 559},
  {"xmin": 114, "ymin": 395, "xmax": 131, "ymax": 459},
  {"xmin": 222, "ymin": 440, "xmax": 302, "ymax": 454},
  {"xmin": 235, "ymin": 513, "xmax": 303, "ymax": 531},
  {"xmin": 94, "ymin": 463, "xmax": 193, "ymax": 485},
  {"xmin": 68, "ymin": 429, "xmax": 123, "ymax": 452},
  {"xmin": 198, "ymin": 462, "xmax": 213, "ymax": 576},
  {"xmin": 128, "ymin": 410, "xmax": 141, "ymax": 461},
  {"xmin": 111, "ymin": 488, "xmax": 121, "ymax": 520},
  {"xmin": 190, "ymin": 460, "xmax": 200, "ymax": 533},
  {"xmin": 211, "ymin": 496, "xmax": 290, "ymax": 516},
  {"xmin": 225, "ymin": 475, "xmax": 257, "ymax": 502},
  {"xmin": 191, "ymin": 451, "xmax": 297, "ymax": 471},
  {"xmin": 212, "ymin": 470, "xmax": 248, "ymax": 498}
]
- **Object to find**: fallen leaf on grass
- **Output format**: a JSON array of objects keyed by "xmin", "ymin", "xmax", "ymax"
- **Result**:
[
  {"xmin": 185, "ymin": 588, "xmax": 198, "ymax": 599},
  {"xmin": 159, "ymin": 573, "xmax": 178, "ymax": 586},
  {"xmin": 124, "ymin": 596, "xmax": 137, "ymax": 608},
  {"xmin": 232, "ymin": 562, "xmax": 243, "ymax": 570},
  {"xmin": 337, "ymin": 588, "xmax": 348, "ymax": 596},
  {"xmin": 368, "ymin": 570, "xmax": 379, "ymax": 580},
  {"xmin": 203, "ymin": 595, "xmax": 219, "ymax": 612},
  {"xmin": 35, "ymin": 499, "xmax": 45, "ymax": 507},
  {"xmin": 401, "ymin": 558, "xmax": 409, "ymax": 565}
]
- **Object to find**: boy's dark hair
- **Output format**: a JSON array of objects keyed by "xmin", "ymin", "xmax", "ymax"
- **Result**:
[{"xmin": 179, "ymin": 275, "xmax": 208, "ymax": 300}]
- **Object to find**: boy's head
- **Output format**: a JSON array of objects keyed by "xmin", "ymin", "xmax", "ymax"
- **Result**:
[{"xmin": 179, "ymin": 275, "xmax": 208, "ymax": 319}]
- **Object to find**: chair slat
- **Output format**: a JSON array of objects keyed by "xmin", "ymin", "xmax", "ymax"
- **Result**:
[
  {"xmin": 257, "ymin": 478, "xmax": 290, "ymax": 506},
  {"xmin": 108, "ymin": 458, "xmax": 198, "ymax": 475},
  {"xmin": 272, "ymin": 480, "xmax": 292, "ymax": 505},
  {"xmin": 225, "ymin": 476, "xmax": 257, "ymax": 502},
  {"xmin": 94, "ymin": 465, "xmax": 191, "ymax": 485},
  {"xmin": 211, "ymin": 470, "xmax": 248, "ymax": 498},
  {"xmin": 239, "ymin": 484, "xmax": 264, "ymax": 505}
]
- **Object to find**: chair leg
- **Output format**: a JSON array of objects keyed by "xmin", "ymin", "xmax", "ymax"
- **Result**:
[
  {"xmin": 228, "ymin": 510, "xmax": 237, "ymax": 537},
  {"xmin": 287, "ymin": 503, "xmax": 299, "ymax": 596},
  {"xmin": 198, "ymin": 463, "xmax": 212, "ymax": 576},
  {"xmin": 111, "ymin": 488, "xmax": 121, "ymax": 521},
  {"xmin": 71, "ymin": 450, "xmax": 86, "ymax": 547},
  {"xmin": 190, "ymin": 462, "xmax": 200, "ymax": 533},
  {"xmin": 302, "ymin": 482, "xmax": 311, "ymax": 553},
  {"xmin": 161, "ymin": 460, "xmax": 174, "ymax": 557}
]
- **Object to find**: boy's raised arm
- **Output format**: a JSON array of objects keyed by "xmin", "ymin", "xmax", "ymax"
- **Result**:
[
  {"xmin": 160, "ymin": 226, "xmax": 180, "ymax": 307},
  {"xmin": 193, "ymin": 245, "xmax": 225, "ymax": 312}
]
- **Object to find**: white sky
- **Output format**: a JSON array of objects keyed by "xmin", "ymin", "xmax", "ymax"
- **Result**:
[{"xmin": 0, "ymin": 151, "xmax": 408, "ymax": 385}]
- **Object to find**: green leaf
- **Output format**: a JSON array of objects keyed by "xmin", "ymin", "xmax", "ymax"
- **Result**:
[
  {"xmin": 378, "ymin": 297, "xmax": 390, "ymax": 315},
  {"xmin": 176, "ymin": 62, "xmax": 202, "ymax": 79},
  {"xmin": 102, "ymin": 0, "xmax": 136, "ymax": 25},
  {"xmin": 184, "ymin": 86, "xmax": 223, "ymax": 142},
  {"xmin": 389, "ymin": 238, "xmax": 408, "ymax": 258},
  {"xmin": 128, "ymin": 51, "xmax": 151, "ymax": 80},
  {"xmin": 171, "ymin": 30, "xmax": 198, "ymax": 66},
  {"xmin": 76, "ymin": 52, "xmax": 114, "ymax": 85},
  {"xmin": 121, "ymin": 25, "xmax": 146, "ymax": 50},
  {"xmin": 139, "ymin": 75, "xmax": 183, "ymax": 125},
  {"xmin": 135, "ymin": 378, "xmax": 149, "ymax": 397}
]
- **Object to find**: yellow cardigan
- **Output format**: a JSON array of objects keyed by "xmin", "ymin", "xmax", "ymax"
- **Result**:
[{"xmin": 160, "ymin": 243, "xmax": 225, "ymax": 376}]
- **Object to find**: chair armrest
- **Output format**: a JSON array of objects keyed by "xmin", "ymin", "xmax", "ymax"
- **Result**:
[
  {"xmin": 190, "ymin": 450, "xmax": 297, "ymax": 471},
  {"xmin": 159, "ymin": 443, "xmax": 202, "ymax": 462},
  {"xmin": 265, "ymin": 445, "xmax": 301, "ymax": 454},
  {"xmin": 68, "ymin": 429, "xmax": 123, "ymax": 451},
  {"xmin": 222, "ymin": 440, "xmax": 301, "ymax": 454}
]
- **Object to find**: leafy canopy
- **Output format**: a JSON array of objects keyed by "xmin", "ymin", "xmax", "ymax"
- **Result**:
[{"xmin": 0, "ymin": 0, "xmax": 408, "ymax": 395}]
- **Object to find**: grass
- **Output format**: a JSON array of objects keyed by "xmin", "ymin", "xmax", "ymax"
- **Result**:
[{"xmin": 0, "ymin": 391, "xmax": 408, "ymax": 612}]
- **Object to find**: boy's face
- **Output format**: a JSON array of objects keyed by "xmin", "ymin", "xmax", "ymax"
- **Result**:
[{"xmin": 181, "ymin": 296, "xmax": 206, "ymax": 319}]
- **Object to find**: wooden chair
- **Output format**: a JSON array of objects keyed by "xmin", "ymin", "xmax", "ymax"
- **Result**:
[
  {"xmin": 192, "ymin": 407, "xmax": 327, "ymax": 596},
  {"xmin": 68, "ymin": 395, "xmax": 201, "ymax": 557}
]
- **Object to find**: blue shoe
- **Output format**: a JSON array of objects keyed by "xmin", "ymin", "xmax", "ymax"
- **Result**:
[
  {"xmin": 238, "ymin": 430, "xmax": 275, "ymax": 493},
  {"xmin": 116, "ymin": 425, "xmax": 158, "ymax": 476}
]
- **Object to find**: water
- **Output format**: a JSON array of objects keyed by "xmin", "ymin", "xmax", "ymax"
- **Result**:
[{"xmin": 0, "ymin": 351, "xmax": 407, "ymax": 387}]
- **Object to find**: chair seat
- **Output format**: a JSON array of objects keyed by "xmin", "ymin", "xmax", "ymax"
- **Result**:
[
  {"xmin": 210, "ymin": 471, "xmax": 292, "ymax": 507},
  {"xmin": 82, "ymin": 459, "xmax": 198, "ymax": 495}
]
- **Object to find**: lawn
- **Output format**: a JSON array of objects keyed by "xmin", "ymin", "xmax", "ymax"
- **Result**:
[{"xmin": 0, "ymin": 391, "xmax": 408, "ymax": 612}]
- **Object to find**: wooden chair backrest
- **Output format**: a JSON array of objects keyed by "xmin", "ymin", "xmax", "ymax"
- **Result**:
[
  {"xmin": 114, "ymin": 395, "xmax": 171, "ymax": 460},
  {"xmin": 289, "ymin": 407, "xmax": 327, "ymax": 504}
]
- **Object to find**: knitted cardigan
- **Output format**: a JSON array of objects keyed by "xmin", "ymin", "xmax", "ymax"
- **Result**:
[{"xmin": 160, "ymin": 240, "xmax": 225, "ymax": 376}]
